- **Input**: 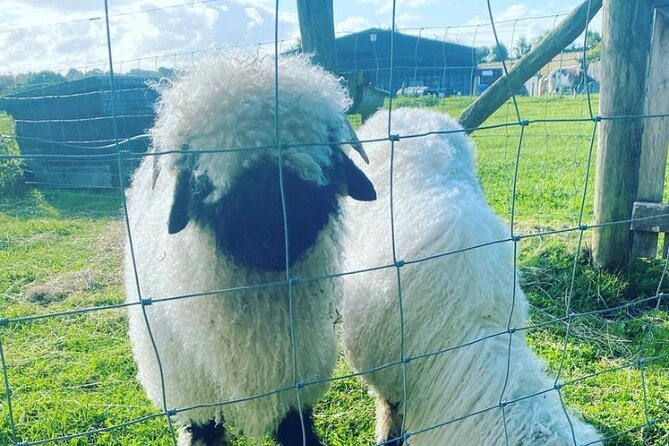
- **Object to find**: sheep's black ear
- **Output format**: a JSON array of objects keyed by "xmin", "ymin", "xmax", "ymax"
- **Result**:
[
  {"xmin": 167, "ymin": 169, "xmax": 191, "ymax": 234},
  {"xmin": 342, "ymin": 155, "xmax": 376, "ymax": 201}
]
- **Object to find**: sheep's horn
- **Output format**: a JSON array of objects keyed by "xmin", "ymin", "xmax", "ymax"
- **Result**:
[
  {"xmin": 151, "ymin": 156, "xmax": 161, "ymax": 190},
  {"xmin": 151, "ymin": 143, "xmax": 190, "ymax": 190},
  {"xmin": 344, "ymin": 119, "xmax": 369, "ymax": 164}
]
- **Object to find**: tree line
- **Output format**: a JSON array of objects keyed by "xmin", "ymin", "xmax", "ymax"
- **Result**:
[
  {"xmin": 476, "ymin": 31, "xmax": 601, "ymax": 63},
  {"xmin": 0, "ymin": 67, "xmax": 175, "ymax": 96}
]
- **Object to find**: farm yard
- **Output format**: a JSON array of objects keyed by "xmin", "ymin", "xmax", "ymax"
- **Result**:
[
  {"xmin": 1, "ymin": 0, "xmax": 669, "ymax": 444},
  {"xmin": 1, "ymin": 94, "xmax": 668, "ymax": 445}
]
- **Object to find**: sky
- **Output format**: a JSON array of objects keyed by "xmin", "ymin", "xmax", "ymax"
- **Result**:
[{"xmin": 0, "ymin": 1, "xmax": 600, "ymax": 74}]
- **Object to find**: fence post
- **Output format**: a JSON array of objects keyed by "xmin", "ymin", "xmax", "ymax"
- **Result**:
[
  {"xmin": 632, "ymin": 8, "xmax": 669, "ymax": 258},
  {"xmin": 296, "ymin": 0, "xmax": 337, "ymax": 73},
  {"xmin": 592, "ymin": 0, "xmax": 654, "ymax": 270}
]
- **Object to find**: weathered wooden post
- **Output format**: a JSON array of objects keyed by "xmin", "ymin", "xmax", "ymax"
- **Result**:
[
  {"xmin": 631, "ymin": 7, "xmax": 669, "ymax": 258},
  {"xmin": 592, "ymin": 0, "xmax": 654, "ymax": 270},
  {"xmin": 296, "ymin": 0, "xmax": 337, "ymax": 72}
]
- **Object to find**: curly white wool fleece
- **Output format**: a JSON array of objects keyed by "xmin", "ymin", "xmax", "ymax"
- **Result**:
[
  {"xmin": 341, "ymin": 108, "xmax": 602, "ymax": 445},
  {"xmin": 124, "ymin": 52, "xmax": 353, "ymax": 439}
]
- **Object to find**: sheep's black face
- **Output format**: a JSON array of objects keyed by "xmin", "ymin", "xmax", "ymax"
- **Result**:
[
  {"xmin": 197, "ymin": 160, "xmax": 339, "ymax": 271},
  {"xmin": 167, "ymin": 151, "xmax": 376, "ymax": 272}
]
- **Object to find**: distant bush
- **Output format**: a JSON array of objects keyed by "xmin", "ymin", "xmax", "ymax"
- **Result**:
[{"xmin": 0, "ymin": 136, "xmax": 26, "ymax": 195}]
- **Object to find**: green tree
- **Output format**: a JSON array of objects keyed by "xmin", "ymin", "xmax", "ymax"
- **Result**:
[
  {"xmin": 490, "ymin": 43, "xmax": 509, "ymax": 62},
  {"xmin": 66, "ymin": 68, "xmax": 84, "ymax": 81},
  {"xmin": 24, "ymin": 70, "xmax": 66, "ymax": 87},
  {"xmin": 513, "ymin": 36, "xmax": 532, "ymax": 59},
  {"xmin": 476, "ymin": 46, "xmax": 490, "ymax": 64},
  {"xmin": 585, "ymin": 30, "xmax": 601, "ymax": 49}
]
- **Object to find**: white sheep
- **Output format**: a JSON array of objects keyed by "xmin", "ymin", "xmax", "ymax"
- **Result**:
[
  {"xmin": 124, "ymin": 51, "xmax": 376, "ymax": 446},
  {"xmin": 341, "ymin": 108, "xmax": 601, "ymax": 446}
]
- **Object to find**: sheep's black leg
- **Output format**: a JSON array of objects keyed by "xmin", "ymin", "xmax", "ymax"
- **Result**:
[
  {"xmin": 185, "ymin": 419, "xmax": 227, "ymax": 446},
  {"xmin": 276, "ymin": 408, "xmax": 322, "ymax": 446}
]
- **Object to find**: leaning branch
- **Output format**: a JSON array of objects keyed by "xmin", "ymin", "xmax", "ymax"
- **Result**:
[{"xmin": 458, "ymin": 0, "xmax": 602, "ymax": 132}]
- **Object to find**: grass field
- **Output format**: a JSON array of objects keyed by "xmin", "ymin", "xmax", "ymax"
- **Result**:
[{"xmin": 1, "ymin": 97, "xmax": 668, "ymax": 445}]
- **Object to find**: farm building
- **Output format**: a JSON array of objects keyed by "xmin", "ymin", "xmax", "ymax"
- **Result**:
[
  {"xmin": 0, "ymin": 75, "xmax": 157, "ymax": 188},
  {"xmin": 335, "ymin": 28, "xmax": 476, "ymax": 96}
]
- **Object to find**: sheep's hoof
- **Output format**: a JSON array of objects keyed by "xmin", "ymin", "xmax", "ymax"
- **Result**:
[
  {"xmin": 378, "ymin": 434, "xmax": 404, "ymax": 446},
  {"xmin": 276, "ymin": 408, "xmax": 323, "ymax": 446},
  {"xmin": 183, "ymin": 420, "xmax": 227, "ymax": 446}
]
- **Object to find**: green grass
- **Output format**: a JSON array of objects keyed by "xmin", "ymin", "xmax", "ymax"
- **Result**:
[{"xmin": 0, "ymin": 96, "xmax": 667, "ymax": 445}]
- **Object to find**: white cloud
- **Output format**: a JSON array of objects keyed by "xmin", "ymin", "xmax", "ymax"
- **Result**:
[
  {"xmin": 0, "ymin": 1, "xmax": 601, "ymax": 74},
  {"xmin": 0, "ymin": 0, "xmax": 300, "ymax": 74},
  {"xmin": 245, "ymin": 7, "xmax": 265, "ymax": 33},
  {"xmin": 335, "ymin": 16, "xmax": 374, "ymax": 34},
  {"xmin": 354, "ymin": 0, "xmax": 437, "ymax": 16},
  {"xmin": 496, "ymin": 3, "xmax": 533, "ymax": 22},
  {"xmin": 395, "ymin": 13, "xmax": 423, "ymax": 27}
]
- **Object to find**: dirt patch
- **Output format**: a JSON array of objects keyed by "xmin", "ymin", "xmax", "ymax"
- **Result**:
[
  {"xmin": 25, "ymin": 269, "xmax": 99, "ymax": 305},
  {"xmin": 23, "ymin": 221, "xmax": 126, "ymax": 305}
]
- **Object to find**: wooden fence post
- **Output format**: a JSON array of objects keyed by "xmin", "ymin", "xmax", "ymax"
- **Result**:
[
  {"xmin": 592, "ymin": 0, "xmax": 654, "ymax": 270},
  {"xmin": 296, "ymin": 0, "xmax": 337, "ymax": 73},
  {"xmin": 632, "ymin": 8, "xmax": 669, "ymax": 258}
]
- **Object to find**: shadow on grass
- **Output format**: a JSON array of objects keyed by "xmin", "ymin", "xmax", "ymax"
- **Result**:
[{"xmin": 522, "ymin": 245, "xmax": 669, "ymax": 370}]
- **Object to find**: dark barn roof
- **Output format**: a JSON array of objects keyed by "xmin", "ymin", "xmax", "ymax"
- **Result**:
[
  {"xmin": 0, "ymin": 76, "xmax": 158, "ymax": 189},
  {"xmin": 335, "ymin": 28, "xmax": 477, "ymax": 95}
]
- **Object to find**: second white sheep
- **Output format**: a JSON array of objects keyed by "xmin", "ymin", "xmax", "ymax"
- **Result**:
[{"xmin": 342, "ymin": 108, "xmax": 601, "ymax": 446}]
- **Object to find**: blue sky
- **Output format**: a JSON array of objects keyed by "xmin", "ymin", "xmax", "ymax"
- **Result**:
[{"xmin": 0, "ymin": 1, "xmax": 599, "ymax": 74}]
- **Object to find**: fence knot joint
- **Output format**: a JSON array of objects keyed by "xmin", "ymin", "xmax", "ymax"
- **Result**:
[
  {"xmin": 389, "ymin": 134, "xmax": 401, "ymax": 142},
  {"xmin": 141, "ymin": 297, "xmax": 153, "ymax": 306},
  {"xmin": 0, "ymin": 317, "xmax": 8, "ymax": 327}
]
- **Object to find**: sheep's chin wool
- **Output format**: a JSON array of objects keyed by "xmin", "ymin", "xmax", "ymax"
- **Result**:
[{"xmin": 341, "ymin": 108, "xmax": 602, "ymax": 446}]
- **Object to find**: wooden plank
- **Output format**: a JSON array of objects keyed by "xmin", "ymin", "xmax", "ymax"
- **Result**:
[
  {"xmin": 631, "ymin": 202, "xmax": 669, "ymax": 232},
  {"xmin": 296, "ymin": 0, "xmax": 337, "ymax": 72},
  {"xmin": 457, "ymin": 0, "xmax": 602, "ymax": 132},
  {"xmin": 592, "ymin": 0, "xmax": 655, "ymax": 270},
  {"xmin": 633, "ymin": 10, "xmax": 669, "ymax": 257}
]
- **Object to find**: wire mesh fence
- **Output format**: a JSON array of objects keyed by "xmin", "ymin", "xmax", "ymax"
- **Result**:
[{"xmin": 0, "ymin": 0, "xmax": 668, "ymax": 445}]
